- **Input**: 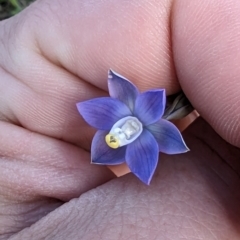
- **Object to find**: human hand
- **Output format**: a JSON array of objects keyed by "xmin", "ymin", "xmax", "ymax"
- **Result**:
[{"xmin": 1, "ymin": 0, "xmax": 240, "ymax": 239}]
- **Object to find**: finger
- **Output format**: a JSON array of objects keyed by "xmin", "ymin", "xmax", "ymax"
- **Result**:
[
  {"xmin": 0, "ymin": 121, "xmax": 114, "ymax": 202},
  {"xmin": 1, "ymin": 0, "xmax": 178, "ymax": 92},
  {"xmin": 172, "ymin": 0, "xmax": 240, "ymax": 147},
  {"xmin": 0, "ymin": 0, "xmax": 178, "ymax": 146},
  {"xmin": 0, "ymin": 65, "xmax": 101, "ymax": 150},
  {"xmin": 11, "ymin": 119, "xmax": 240, "ymax": 240}
]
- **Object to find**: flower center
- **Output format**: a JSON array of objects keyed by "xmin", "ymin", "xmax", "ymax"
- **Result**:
[{"xmin": 105, "ymin": 116, "xmax": 143, "ymax": 149}]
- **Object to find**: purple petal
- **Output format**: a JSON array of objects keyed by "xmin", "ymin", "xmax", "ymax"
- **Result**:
[
  {"xmin": 125, "ymin": 129, "xmax": 159, "ymax": 185},
  {"xmin": 134, "ymin": 90, "xmax": 166, "ymax": 126},
  {"xmin": 108, "ymin": 69, "xmax": 139, "ymax": 111},
  {"xmin": 147, "ymin": 119, "xmax": 189, "ymax": 154},
  {"xmin": 91, "ymin": 130, "xmax": 126, "ymax": 165},
  {"xmin": 77, "ymin": 97, "xmax": 132, "ymax": 130}
]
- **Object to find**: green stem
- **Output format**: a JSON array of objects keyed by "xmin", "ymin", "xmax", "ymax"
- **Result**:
[{"xmin": 9, "ymin": 0, "xmax": 22, "ymax": 12}]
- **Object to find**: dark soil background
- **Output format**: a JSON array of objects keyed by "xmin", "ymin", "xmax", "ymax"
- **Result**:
[{"xmin": 0, "ymin": 0, "xmax": 34, "ymax": 20}]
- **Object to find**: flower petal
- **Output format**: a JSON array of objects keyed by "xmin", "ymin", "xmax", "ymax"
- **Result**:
[
  {"xmin": 77, "ymin": 97, "xmax": 132, "ymax": 130},
  {"xmin": 134, "ymin": 90, "xmax": 166, "ymax": 125},
  {"xmin": 125, "ymin": 129, "xmax": 159, "ymax": 185},
  {"xmin": 108, "ymin": 69, "xmax": 139, "ymax": 111},
  {"xmin": 147, "ymin": 119, "xmax": 189, "ymax": 154},
  {"xmin": 91, "ymin": 130, "xmax": 126, "ymax": 165}
]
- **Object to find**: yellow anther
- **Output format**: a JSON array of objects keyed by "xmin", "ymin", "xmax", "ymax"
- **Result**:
[{"xmin": 105, "ymin": 134, "xmax": 120, "ymax": 149}]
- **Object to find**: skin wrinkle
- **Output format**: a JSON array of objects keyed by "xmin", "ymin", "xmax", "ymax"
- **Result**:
[
  {"xmin": 196, "ymin": 136, "xmax": 240, "ymax": 185},
  {"xmin": 225, "ymin": 115, "xmax": 240, "ymax": 146},
  {"xmin": 0, "ymin": 121, "xmax": 115, "ymax": 202},
  {"xmin": 163, "ymin": 174, "xmax": 221, "ymax": 226},
  {"xmin": 0, "ymin": 199, "xmax": 62, "ymax": 240},
  {"xmin": 2, "ymin": 52, "xmax": 103, "ymax": 147},
  {"xmin": 1, "ymin": 39, "xmax": 75, "ymax": 136},
  {"xmin": 189, "ymin": 118, "xmax": 240, "ymax": 182},
  {"xmin": 0, "ymin": 65, "xmax": 31, "ymax": 125},
  {"xmin": 0, "ymin": 18, "xmax": 36, "ymax": 90},
  {"xmin": 30, "ymin": 3, "xmax": 79, "ymax": 73}
]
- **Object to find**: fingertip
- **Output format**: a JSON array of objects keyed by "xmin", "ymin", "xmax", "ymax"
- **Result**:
[
  {"xmin": 32, "ymin": 0, "xmax": 179, "ymax": 93},
  {"xmin": 172, "ymin": 0, "xmax": 240, "ymax": 147}
]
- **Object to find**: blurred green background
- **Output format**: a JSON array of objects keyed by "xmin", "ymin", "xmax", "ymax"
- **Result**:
[{"xmin": 0, "ymin": 0, "xmax": 34, "ymax": 20}]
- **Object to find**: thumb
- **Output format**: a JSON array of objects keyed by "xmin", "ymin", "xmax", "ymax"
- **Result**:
[{"xmin": 173, "ymin": 0, "xmax": 240, "ymax": 147}]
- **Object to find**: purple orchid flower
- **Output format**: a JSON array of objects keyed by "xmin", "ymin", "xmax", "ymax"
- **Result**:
[{"xmin": 77, "ymin": 70, "xmax": 189, "ymax": 184}]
